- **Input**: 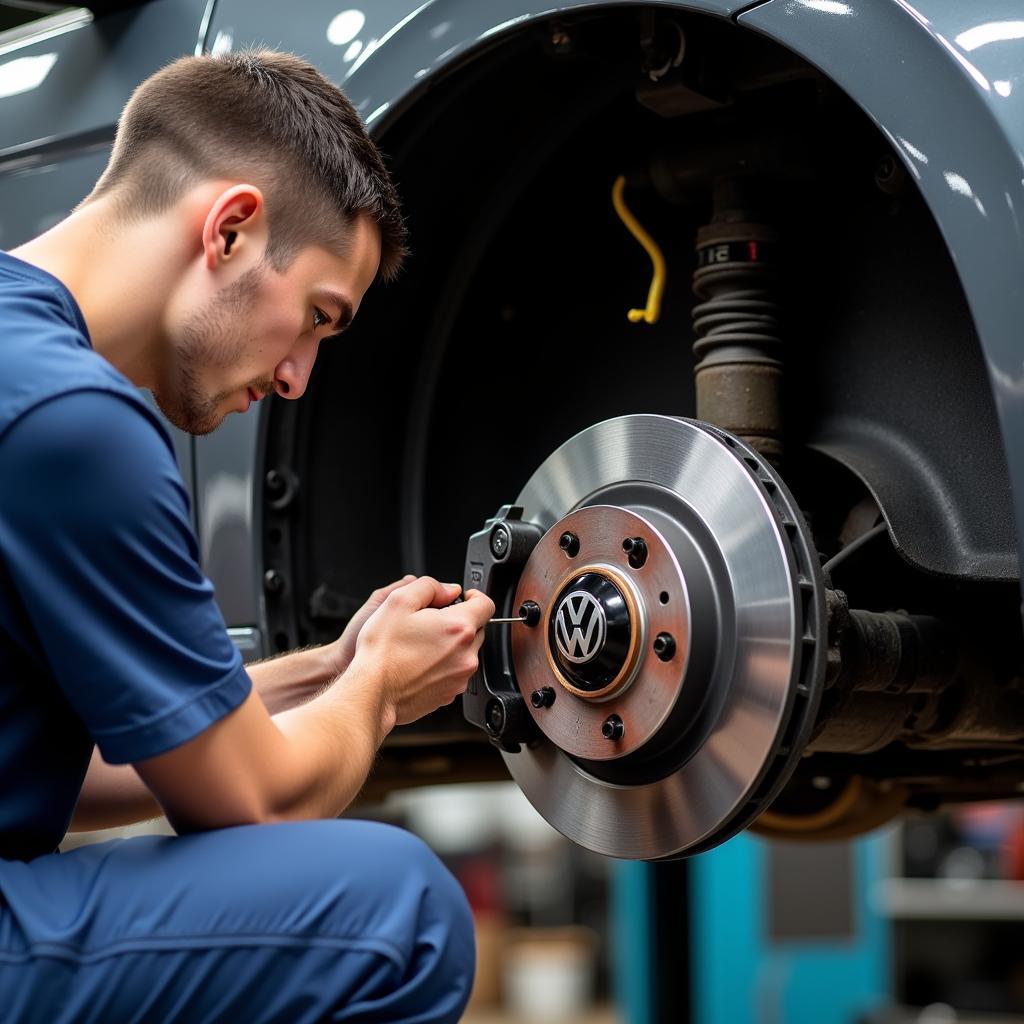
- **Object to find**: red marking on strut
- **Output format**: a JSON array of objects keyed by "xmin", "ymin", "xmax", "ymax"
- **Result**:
[{"xmin": 748, "ymin": 240, "xmax": 758, "ymax": 261}]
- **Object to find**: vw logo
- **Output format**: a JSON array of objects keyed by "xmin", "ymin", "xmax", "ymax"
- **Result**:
[{"xmin": 554, "ymin": 590, "xmax": 607, "ymax": 664}]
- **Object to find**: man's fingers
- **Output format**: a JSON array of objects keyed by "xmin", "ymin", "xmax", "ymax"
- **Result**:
[
  {"xmin": 459, "ymin": 588, "xmax": 496, "ymax": 627},
  {"xmin": 428, "ymin": 584, "xmax": 466, "ymax": 610},
  {"xmin": 388, "ymin": 575, "xmax": 461, "ymax": 611},
  {"xmin": 375, "ymin": 575, "xmax": 417, "ymax": 601}
]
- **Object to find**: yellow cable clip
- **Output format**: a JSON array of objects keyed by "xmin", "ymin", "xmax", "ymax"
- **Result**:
[{"xmin": 611, "ymin": 174, "xmax": 666, "ymax": 325}]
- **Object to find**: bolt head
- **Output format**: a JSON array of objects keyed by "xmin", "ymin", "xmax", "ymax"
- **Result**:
[
  {"xmin": 601, "ymin": 714, "xmax": 624, "ymax": 741},
  {"xmin": 490, "ymin": 526, "xmax": 510, "ymax": 558},
  {"xmin": 485, "ymin": 699, "xmax": 506, "ymax": 735},
  {"xmin": 623, "ymin": 536, "xmax": 648, "ymax": 569},
  {"xmin": 519, "ymin": 601, "xmax": 542, "ymax": 627},
  {"xmin": 653, "ymin": 632, "xmax": 676, "ymax": 661},
  {"xmin": 530, "ymin": 686, "xmax": 556, "ymax": 709}
]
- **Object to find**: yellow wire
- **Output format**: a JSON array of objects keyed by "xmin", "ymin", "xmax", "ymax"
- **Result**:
[{"xmin": 611, "ymin": 175, "xmax": 666, "ymax": 325}]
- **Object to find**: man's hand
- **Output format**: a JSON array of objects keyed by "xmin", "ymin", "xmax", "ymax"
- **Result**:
[
  {"xmin": 134, "ymin": 577, "xmax": 494, "ymax": 832},
  {"xmin": 323, "ymin": 574, "xmax": 417, "ymax": 678},
  {"xmin": 351, "ymin": 577, "xmax": 495, "ymax": 727}
]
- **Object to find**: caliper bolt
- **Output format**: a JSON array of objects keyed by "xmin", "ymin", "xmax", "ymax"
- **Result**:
[
  {"xmin": 519, "ymin": 601, "xmax": 542, "ymax": 627},
  {"xmin": 485, "ymin": 699, "xmax": 506, "ymax": 736},
  {"xmin": 530, "ymin": 686, "xmax": 556, "ymax": 709},
  {"xmin": 559, "ymin": 531, "xmax": 580, "ymax": 557},
  {"xmin": 622, "ymin": 536, "xmax": 648, "ymax": 569},
  {"xmin": 265, "ymin": 469, "xmax": 286, "ymax": 496},
  {"xmin": 653, "ymin": 632, "xmax": 676, "ymax": 661},
  {"xmin": 601, "ymin": 714, "xmax": 624, "ymax": 741},
  {"xmin": 263, "ymin": 569, "xmax": 285, "ymax": 595},
  {"xmin": 490, "ymin": 525, "xmax": 511, "ymax": 559}
]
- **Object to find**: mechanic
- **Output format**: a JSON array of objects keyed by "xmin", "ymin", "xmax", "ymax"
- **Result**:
[{"xmin": 0, "ymin": 49, "xmax": 495, "ymax": 1022}]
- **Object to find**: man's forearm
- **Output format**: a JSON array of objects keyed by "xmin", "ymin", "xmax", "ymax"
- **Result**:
[
  {"xmin": 266, "ymin": 660, "xmax": 394, "ymax": 821},
  {"xmin": 141, "ymin": 660, "xmax": 394, "ymax": 834},
  {"xmin": 69, "ymin": 746, "xmax": 163, "ymax": 831},
  {"xmin": 71, "ymin": 644, "xmax": 343, "ymax": 833},
  {"xmin": 247, "ymin": 644, "xmax": 338, "ymax": 714}
]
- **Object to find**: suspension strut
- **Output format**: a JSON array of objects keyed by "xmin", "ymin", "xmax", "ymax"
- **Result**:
[{"xmin": 691, "ymin": 178, "xmax": 783, "ymax": 464}]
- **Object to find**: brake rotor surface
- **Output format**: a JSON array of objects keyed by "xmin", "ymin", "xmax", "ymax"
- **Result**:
[{"xmin": 502, "ymin": 414, "xmax": 825, "ymax": 859}]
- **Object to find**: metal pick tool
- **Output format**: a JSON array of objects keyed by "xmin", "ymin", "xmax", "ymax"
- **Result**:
[
  {"xmin": 489, "ymin": 601, "xmax": 541, "ymax": 627},
  {"xmin": 449, "ymin": 594, "xmax": 538, "ymax": 626},
  {"xmin": 446, "ymin": 594, "xmax": 525, "ymax": 624}
]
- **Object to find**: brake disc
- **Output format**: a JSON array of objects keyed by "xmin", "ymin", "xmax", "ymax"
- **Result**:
[{"xmin": 463, "ymin": 414, "xmax": 825, "ymax": 860}]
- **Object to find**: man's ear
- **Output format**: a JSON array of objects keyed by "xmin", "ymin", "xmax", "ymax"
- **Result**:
[{"xmin": 201, "ymin": 184, "xmax": 265, "ymax": 270}]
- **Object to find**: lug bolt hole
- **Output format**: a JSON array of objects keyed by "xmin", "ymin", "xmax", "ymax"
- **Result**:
[
  {"xmin": 622, "ymin": 536, "xmax": 648, "ymax": 569},
  {"xmin": 653, "ymin": 632, "xmax": 676, "ymax": 661},
  {"xmin": 559, "ymin": 531, "xmax": 580, "ymax": 557},
  {"xmin": 601, "ymin": 714, "xmax": 624, "ymax": 741},
  {"xmin": 659, "ymin": 591, "xmax": 670, "ymax": 605}
]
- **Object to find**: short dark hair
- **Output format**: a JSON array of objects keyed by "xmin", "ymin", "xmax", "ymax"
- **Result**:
[{"xmin": 89, "ymin": 49, "xmax": 407, "ymax": 279}]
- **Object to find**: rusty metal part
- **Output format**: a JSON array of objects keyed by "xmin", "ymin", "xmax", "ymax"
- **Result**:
[
  {"xmin": 694, "ymin": 362, "xmax": 783, "ymax": 459},
  {"xmin": 512, "ymin": 506, "xmax": 686, "ymax": 760},
  {"xmin": 824, "ymin": 591, "xmax": 956, "ymax": 694},
  {"xmin": 752, "ymin": 775, "xmax": 910, "ymax": 841},
  {"xmin": 691, "ymin": 181, "xmax": 783, "ymax": 463},
  {"xmin": 811, "ymin": 588, "xmax": 1024, "ymax": 754}
]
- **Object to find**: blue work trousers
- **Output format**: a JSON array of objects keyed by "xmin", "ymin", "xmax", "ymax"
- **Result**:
[{"xmin": 0, "ymin": 820, "xmax": 475, "ymax": 1023}]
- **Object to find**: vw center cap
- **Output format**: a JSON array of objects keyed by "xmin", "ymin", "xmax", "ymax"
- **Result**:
[{"xmin": 549, "ymin": 572, "xmax": 631, "ymax": 693}]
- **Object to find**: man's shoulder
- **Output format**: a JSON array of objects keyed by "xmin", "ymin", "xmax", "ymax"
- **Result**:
[
  {"xmin": 0, "ymin": 253, "xmax": 159, "ymax": 450},
  {"xmin": 0, "ymin": 390, "xmax": 187, "ymax": 554},
  {"xmin": 0, "ymin": 389, "xmax": 177, "ymax": 485}
]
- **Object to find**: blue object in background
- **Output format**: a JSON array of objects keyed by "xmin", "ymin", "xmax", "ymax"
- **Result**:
[
  {"xmin": 691, "ymin": 833, "xmax": 891, "ymax": 1024},
  {"xmin": 613, "ymin": 832, "xmax": 891, "ymax": 1024},
  {"xmin": 611, "ymin": 860, "xmax": 657, "ymax": 1024}
]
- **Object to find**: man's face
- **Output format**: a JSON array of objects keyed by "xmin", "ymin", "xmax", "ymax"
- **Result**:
[{"xmin": 155, "ymin": 215, "xmax": 381, "ymax": 435}]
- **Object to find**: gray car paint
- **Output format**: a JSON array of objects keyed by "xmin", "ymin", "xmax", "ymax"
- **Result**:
[
  {"xmin": 4, "ymin": 0, "xmax": 1023, "ymax": 633},
  {"xmin": 199, "ymin": 0, "xmax": 1024, "ymax": 634},
  {"xmin": 739, "ymin": 0, "xmax": 1024, "ymax": 599},
  {"xmin": 197, "ymin": 0, "xmax": 770, "ymax": 633},
  {"xmin": 0, "ymin": 3, "xmax": 209, "ymax": 527},
  {"xmin": 0, "ymin": 3, "xmax": 208, "ymax": 158}
]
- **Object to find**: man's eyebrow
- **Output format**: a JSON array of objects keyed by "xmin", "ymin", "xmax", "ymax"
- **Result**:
[{"xmin": 318, "ymin": 290, "xmax": 354, "ymax": 332}]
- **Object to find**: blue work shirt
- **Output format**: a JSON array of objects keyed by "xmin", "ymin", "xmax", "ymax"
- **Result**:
[{"xmin": 0, "ymin": 252, "xmax": 251, "ymax": 861}]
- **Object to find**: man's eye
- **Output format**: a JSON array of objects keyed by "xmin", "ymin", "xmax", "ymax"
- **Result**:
[{"xmin": 312, "ymin": 307, "xmax": 330, "ymax": 331}]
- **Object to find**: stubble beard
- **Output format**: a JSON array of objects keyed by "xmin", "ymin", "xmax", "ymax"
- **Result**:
[{"xmin": 154, "ymin": 264, "xmax": 271, "ymax": 436}]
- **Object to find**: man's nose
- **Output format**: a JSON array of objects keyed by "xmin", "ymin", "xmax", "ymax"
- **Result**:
[{"xmin": 274, "ymin": 343, "xmax": 317, "ymax": 400}]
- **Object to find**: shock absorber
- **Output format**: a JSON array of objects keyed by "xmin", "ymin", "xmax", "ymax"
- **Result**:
[{"xmin": 691, "ymin": 178, "xmax": 783, "ymax": 464}]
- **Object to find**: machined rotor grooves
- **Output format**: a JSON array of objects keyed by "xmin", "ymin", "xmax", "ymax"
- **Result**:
[{"xmin": 684, "ymin": 421, "xmax": 826, "ymax": 855}]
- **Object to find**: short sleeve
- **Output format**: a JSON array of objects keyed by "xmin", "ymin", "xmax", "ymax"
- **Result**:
[{"xmin": 0, "ymin": 390, "xmax": 251, "ymax": 763}]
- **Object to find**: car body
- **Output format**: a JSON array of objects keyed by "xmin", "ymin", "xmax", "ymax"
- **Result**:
[{"xmin": 3, "ymin": 0, "xmax": 1024, "ymax": 856}]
